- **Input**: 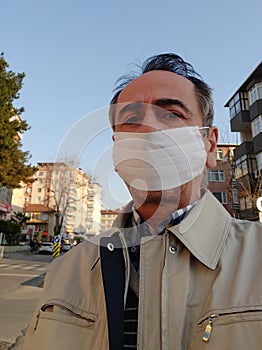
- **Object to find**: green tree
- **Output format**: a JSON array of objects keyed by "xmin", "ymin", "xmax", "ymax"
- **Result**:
[
  {"xmin": 0, "ymin": 53, "xmax": 36, "ymax": 188},
  {"xmin": 0, "ymin": 219, "xmax": 21, "ymax": 244}
]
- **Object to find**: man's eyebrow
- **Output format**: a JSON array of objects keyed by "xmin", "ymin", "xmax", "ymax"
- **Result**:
[
  {"xmin": 118, "ymin": 102, "xmax": 143, "ymax": 117},
  {"xmin": 153, "ymin": 98, "xmax": 192, "ymax": 115}
]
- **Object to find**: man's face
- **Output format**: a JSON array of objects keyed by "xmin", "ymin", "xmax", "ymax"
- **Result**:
[
  {"xmin": 113, "ymin": 70, "xmax": 217, "ymax": 208},
  {"xmin": 114, "ymin": 70, "xmax": 204, "ymax": 132}
]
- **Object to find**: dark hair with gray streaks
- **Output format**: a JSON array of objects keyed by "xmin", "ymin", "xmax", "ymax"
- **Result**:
[{"xmin": 109, "ymin": 53, "xmax": 214, "ymax": 129}]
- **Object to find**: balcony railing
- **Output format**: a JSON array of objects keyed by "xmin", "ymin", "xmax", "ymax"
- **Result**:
[{"xmin": 234, "ymin": 142, "xmax": 253, "ymax": 160}]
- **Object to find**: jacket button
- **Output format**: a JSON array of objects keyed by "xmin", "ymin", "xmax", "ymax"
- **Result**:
[
  {"xmin": 107, "ymin": 242, "xmax": 114, "ymax": 251},
  {"xmin": 169, "ymin": 245, "xmax": 177, "ymax": 254}
]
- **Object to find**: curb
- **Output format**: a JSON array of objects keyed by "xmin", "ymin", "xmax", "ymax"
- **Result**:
[
  {"xmin": 8, "ymin": 327, "xmax": 27, "ymax": 350},
  {"xmin": 0, "ymin": 341, "xmax": 12, "ymax": 350}
]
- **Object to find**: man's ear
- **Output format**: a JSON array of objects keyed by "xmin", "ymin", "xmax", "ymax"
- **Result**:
[{"xmin": 205, "ymin": 127, "xmax": 218, "ymax": 169}]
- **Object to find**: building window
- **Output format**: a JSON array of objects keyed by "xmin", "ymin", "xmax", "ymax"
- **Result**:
[
  {"xmin": 231, "ymin": 178, "xmax": 237, "ymax": 188},
  {"xmin": 208, "ymin": 170, "xmax": 225, "ymax": 182},
  {"xmin": 232, "ymin": 189, "xmax": 239, "ymax": 204},
  {"xmin": 250, "ymin": 85, "xmax": 257, "ymax": 105},
  {"xmin": 38, "ymin": 171, "xmax": 43, "ymax": 176},
  {"xmin": 37, "ymin": 188, "xmax": 42, "ymax": 193},
  {"xmin": 249, "ymin": 82, "xmax": 262, "ymax": 105},
  {"xmin": 246, "ymin": 197, "xmax": 253, "ymax": 209},
  {"xmin": 257, "ymin": 152, "xmax": 262, "ymax": 170},
  {"xmin": 251, "ymin": 115, "xmax": 262, "ymax": 137},
  {"xmin": 235, "ymin": 155, "xmax": 248, "ymax": 178},
  {"xmin": 229, "ymin": 92, "xmax": 249, "ymax": 119},
  {"xmin": 239, "ymin": 197, "xmax": 246, "ymax": 210},
  {"xmin": 213, "ymin": 192, "xmax": 227, "ymax": 204},
  {"xmin": 216, "ymin": 149, "xmax": 223, "ymax": 160}
]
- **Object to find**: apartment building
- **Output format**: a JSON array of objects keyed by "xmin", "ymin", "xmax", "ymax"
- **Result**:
[
  {"xmin": 100, "ymin": 209, "xmax": 120, "ymax": 232},
  {"xmin": 25, "ymin": 162, "xmax": 90, "ymax": 235},
  {"xmin": 86, "ymin": 182, "xmax": 102, "ymax": 235},
  {"xmin": 23, "ymin": 203, "xmax": 55, "ymax": 240},
  {"xmin": 11, "ymin": 183, "xmax": 27, "ymax": 213},
  {"xmin": 207, "ymin": 144, "xmax": 239, "ymax": 217},
  {"xmin": 225, "ymin": 61, "xmax": 262, "ymax": 220}
]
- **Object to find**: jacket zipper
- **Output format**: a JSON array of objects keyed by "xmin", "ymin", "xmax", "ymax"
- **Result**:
[
  {"xmin": 34, "ymin": 302, "xmax": 96, "ymax": 330},
  {"xmin": 202, "ymin": 313, "xmax": 219, "ymax": 342},
  {"xmin": 201, "ymin": 309, "xmax": 262, "ymax": 342}
]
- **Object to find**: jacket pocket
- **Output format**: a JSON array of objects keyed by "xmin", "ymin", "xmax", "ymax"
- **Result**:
[
  {"xmin": 34, "ymin": 300, "xmax": 97, "ymax": 330},
  {"xmin": 25, "ymin": 300, "xmax": 106, "ymax": 350},
  {"xmin": 189, "ymin": 308, "xmax": 262, "ymax": 350}
]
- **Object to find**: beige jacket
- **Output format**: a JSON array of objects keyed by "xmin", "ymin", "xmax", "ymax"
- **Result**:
[{"xmin": 23, "ymin": 190, "xmax": 262, "ymax": 349}]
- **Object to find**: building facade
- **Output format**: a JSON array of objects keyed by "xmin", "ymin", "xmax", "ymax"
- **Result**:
[
  {"xmin": 86, "ymin": 182, "xmax": 102, "ymax": 235},
  {"xmin": 11, "ymin": 184, "xmax": 27, "ymax": 214},
  {"xmin": 24, "ymin": 163, "xmax": 92, "ymax": 235},
  {"xmin": 225, "ymin": 61, "xmax": 262, "ymax": 220},
  {"xmin": 100, "ymin": 209, "xmax": 120, "ymax": 233},
  {"xmin": 207, "ymin": 144, "xmax": 239, "ymax": 217},
  {"xmin": 23, "ymin": 203, "xmax": 55, "ymax": 241}
]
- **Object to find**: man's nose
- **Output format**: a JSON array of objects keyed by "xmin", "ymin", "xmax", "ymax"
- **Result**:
[{"xmin": 136, "ymin": 106, "xmax": 160, "ymax": 133}]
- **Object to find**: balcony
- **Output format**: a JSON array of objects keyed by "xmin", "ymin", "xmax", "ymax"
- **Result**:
[
  {"xmin": 249, "ymin": 99, "xmax": 262, "ymax": 121},
  {"xmin": 234, "ymin": 141, "xmax": 253, "ymax": 160},
  {"xmin": 253, "ymin": 132, "xmax": 262, "ymax": 153},
  {"xmin": 230, "ymin": 110, "xmax": 250, "ymax": 132}
]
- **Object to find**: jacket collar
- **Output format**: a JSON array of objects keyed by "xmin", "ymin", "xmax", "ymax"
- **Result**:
[
  {"xmin": 167, "ymin": 190, "xmax": 231, "ymax": 270},
  {"xmin": 111, "ymin": 190, "xmax": 231, "ymax": 270}
]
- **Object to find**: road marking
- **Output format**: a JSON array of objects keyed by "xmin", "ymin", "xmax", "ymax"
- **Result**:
[
  {"xmin": 36, "ymin": 267, "xmax": 48, "ymax": 271},
  {"xmin": 0, "ymin": 273, "xmax": 41, "ymax": 277},
  {"xmin": 23, "ymin": 265, "xmax": 42, "ymax": 270},
  {"xmin": 8, "ymin": 264, "xmax": 21, "ymax": 269},
  {"xmin": 0, "ymin": 263, "xmax": 48, "ymax": 270}
]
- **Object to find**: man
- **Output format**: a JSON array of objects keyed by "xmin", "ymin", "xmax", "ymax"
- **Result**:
[{"xmin": 23, "ymin": 53, "xmax": 262, "ymax": 350}]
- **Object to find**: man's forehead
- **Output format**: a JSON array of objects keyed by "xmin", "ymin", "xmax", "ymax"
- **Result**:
[{"xmin": 117, "ymin": 70, "xmax": 195, "ymax": 104}]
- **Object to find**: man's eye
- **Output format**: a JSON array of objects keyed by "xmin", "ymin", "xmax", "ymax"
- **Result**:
[
  {"xmin": 165, "ymin": 112, "xmax": 183, "ymax": 119},
  {"xmin": 123, "ymin": 116, "xmax": 140, "ymax": 124}
]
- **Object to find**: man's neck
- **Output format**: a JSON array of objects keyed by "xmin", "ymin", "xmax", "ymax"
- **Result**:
[
  {"xmin": 136, "ymin": 203, "xmax": 176, "ymax": 231},
  {"xmin": 132, "ymin": 183, "xmax": 202, "ymax": 231}
]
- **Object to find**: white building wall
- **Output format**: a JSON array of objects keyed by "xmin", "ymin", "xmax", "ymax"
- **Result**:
[
  {"xmin": 25, "ymin": 163, "xmax": 90, "ymax": 234},
  {"xmin": 86, "ymin": 183, "xmax": 102, "ymax": 235}
]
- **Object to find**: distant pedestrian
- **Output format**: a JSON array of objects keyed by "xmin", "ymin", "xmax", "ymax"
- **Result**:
[{"xmin": 29, "ymin": 238, "xmax": 34, "ymax": 252}]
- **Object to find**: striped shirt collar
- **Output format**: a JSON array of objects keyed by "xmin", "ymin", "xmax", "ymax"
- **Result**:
[{"xmin": 132, "ymin": 201, "xmax": 198, "ymax": 235}]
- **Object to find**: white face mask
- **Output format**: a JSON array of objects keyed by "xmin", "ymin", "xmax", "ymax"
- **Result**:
[{"xmin": 113, "ymin": 126, "xmax": 207, "ymax": 191}]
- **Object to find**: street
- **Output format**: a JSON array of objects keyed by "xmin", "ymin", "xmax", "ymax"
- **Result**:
[{"xmin": 0, "ymin": 251, "xmax": 53, "ymax": 349}]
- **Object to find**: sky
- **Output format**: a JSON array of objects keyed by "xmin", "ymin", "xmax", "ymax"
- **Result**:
[{"xmin": 1, "ymin": 0, "xmax": 262, "ymax": 209}]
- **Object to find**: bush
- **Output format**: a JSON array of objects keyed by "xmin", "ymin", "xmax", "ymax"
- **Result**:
[{"xmin": 0, "ymin": 219, "xmax": 21, "ymax": 244}]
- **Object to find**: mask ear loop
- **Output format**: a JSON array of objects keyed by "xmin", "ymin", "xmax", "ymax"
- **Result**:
[{"xmin": 199, "ymin": 126, "xmax": 209, "ymax": 137}]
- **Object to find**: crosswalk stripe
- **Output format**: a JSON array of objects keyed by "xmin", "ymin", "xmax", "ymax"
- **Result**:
[
  {"xmin": 0, "ymin": 273, "xmax": 41, "ymax": 277},
  {"xmin": 8, "ymin": 264, "xmax": 21, "ymax": 268},
  {"xmin": 0, "ymin": 263, "xmax": 48, "ymax": 270}
]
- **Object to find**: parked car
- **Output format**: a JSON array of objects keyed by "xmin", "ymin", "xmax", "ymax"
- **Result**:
[
  {"xmin": 61, "ymin": 243, "xmax": 72, "ymax": 252},
  {"xmin": 39, "ymin": 242, "xmax": 54, "ymax": 254}
]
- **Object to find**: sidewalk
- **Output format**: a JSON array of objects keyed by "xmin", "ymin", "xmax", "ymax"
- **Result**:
[
  {"xmin": 0, "ymin": 253, "xmax": 46, "ymax": 350},
  {"xmin": 0, "ymin": 284, "xmax": 43, "ymax": 349}
]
